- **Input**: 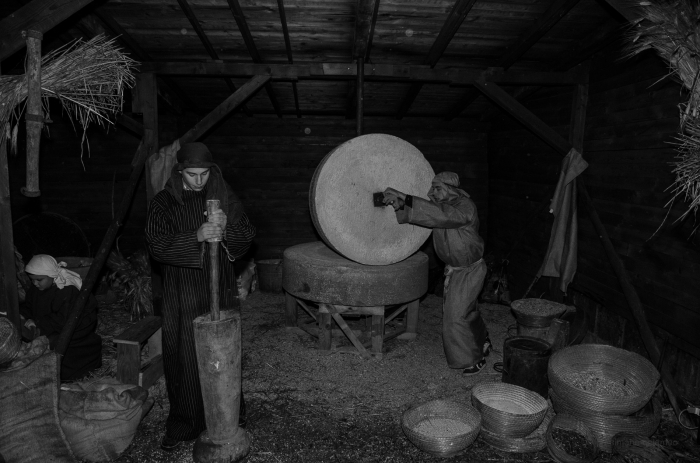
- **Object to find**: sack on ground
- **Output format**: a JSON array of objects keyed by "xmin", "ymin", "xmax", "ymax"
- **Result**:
[{"xmin": 58, "ymin": 378, "xmax": 154, "ymax": 462}]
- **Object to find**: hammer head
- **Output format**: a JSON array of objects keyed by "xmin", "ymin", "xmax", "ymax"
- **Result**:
[{"xmin": 373, "ymin": 192, "xmax": 386, "ymax": 207}]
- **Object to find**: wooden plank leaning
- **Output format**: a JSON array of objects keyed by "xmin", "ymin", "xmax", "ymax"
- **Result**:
[{"xmin": 473, "ymin": 78, "xmax": 686, "ymax": 420}]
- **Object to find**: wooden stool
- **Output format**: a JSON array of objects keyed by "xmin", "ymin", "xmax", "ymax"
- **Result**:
[
  {"xmin": 113, "ymin": 316, "xmax": 164, "ymax": 389},
  {"xmin": 286, "ymin": 294, "xmax": 419, "ymax": 360}
]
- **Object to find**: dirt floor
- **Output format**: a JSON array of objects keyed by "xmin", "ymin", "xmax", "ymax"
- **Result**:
[{"xmin": 91, "ymin": 291, "xmax": 700, "ymax": 463}]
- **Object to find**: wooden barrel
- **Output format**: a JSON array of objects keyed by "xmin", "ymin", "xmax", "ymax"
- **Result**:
[{"xmin": 310, "ymin": 134, "xmax": 434, "ymax": 266}]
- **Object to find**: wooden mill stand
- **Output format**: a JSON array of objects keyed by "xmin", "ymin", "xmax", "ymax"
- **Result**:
[{"xmin": 282, "ymin": 242, "xmax": 428, "ymax": 360}]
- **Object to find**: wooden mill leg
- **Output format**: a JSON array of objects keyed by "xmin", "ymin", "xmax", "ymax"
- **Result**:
[
  {"xmin": 397, "ymin": 299, "xmax": 419, "ymax": 340},
  {"xmin": 318, "ymin": 310, "xmax": 332, "ymax": 350},
  {"xmin": 371, "ymin": 309, "xmax": 385, "ymax": 355},
  {"xmin": 284, "ymin": 291, "xmax": 298, "ymax": 328},
  {"xmin": 330, "ymin": 312, "xmax": 371, "ymax": 360}
]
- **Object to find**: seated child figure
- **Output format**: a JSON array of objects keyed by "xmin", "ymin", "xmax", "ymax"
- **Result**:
[{"xmin": 21, "ymin": 254, "xmax": 102, "ymax": 381}]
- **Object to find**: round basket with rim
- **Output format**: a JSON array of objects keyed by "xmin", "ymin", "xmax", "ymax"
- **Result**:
[
  {"xmin": 401, "ymin": 399, "xmax": 481, "ymax": 458},
  {"xmin": 511, "ymin": 298, "xmax": 569, "ymax": 328},
  {"xmin": 471, "ymin": 382, "xmax": 549, "ymax": 438},
  {"xmin": 549, "ymin": 388, "xmax": 661, "ymax": 452},
  {"xmin": 548, "ymin": 344, "xmax": 660, "ymax": 416},
  {"xmin": 546, "ymin": 414, "xmax": 599, "ymax": 463},
  {"xmin": 0, "ymin": 317, "xmax": 21, "ymax": 365}
]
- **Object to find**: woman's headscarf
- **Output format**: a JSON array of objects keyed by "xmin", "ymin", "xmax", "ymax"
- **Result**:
[
  {"xmin": 163, "ymin": 142, "xmax": 244, "ymax": 224},
  {"xmin": 431, "ymin": 171, "xmax": 470, "ymax": 202},
  {"xmin": 25, "ymin": 255, "xmax": 82, "ymax": 290}
]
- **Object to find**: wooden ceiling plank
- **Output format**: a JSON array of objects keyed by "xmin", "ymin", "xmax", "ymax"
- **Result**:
[
  {"xmin": 498, "ymin": 0, "xmax": 582, "ymax": 70},
  {"xmin": 174, "ymin": 0, "xmax": 253, "ymax": 116},
  {"xmin": 277, "ymin": 0, "xmax": 294, "ymax": 64},
  {"xmin": 352, "ymin": 0, "xmax": 380, "ymax": 60},
  {"xmin": 550, "ymin": 21, "xmax": 621, "ymax": 71},
  {"xmin": 396, "ymin": 83, "xmax": 422, "ymax": 120},
  {"xmin": 0, "ymin": 0, "xmax": 97, "ymax": 62},
  {"xmin": 226, "ymin": 0, "xmax": 282, "ymax": 117},
  {"xmin": 424, "ymin": 0, "xmax": 479, "ymax": 67},
  {"xmin": 444, "ymin": 88, "xmax": 479, "ymax": 121}
]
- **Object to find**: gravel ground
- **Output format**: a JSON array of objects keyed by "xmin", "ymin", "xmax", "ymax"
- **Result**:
[{"xmin": 102, "ymin": 291, "xmax": 699, "ymax": 463}]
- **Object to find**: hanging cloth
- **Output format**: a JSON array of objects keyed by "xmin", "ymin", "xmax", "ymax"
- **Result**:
[
  {"xmin": 147, "ymin": 139, "xmax": 181, "ymax": 196},
  {"xmin": 537, "ymin": 148, "xmax": 588, "ymax": 293},
  {"xmin": 25, "ymin": 254, "xmax": 83, "ymax": 290}
]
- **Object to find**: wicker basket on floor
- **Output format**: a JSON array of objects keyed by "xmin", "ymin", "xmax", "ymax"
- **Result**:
[
  {"xmin": 549, "ymin": 388, "xmax": 661, "ymax": 452},
  {"xmin": 548, "ymin": 344, "xmax": 659, "ymax": 416},
  {"xmin": 402, "ymin": 399, "xmax": 481, "ymax": 458},
  {"xmin": 471, "ymin": 382, "xmax": 549, "ymax": 438},
  {"xmin": 0, "ymin": 317, "xmax": 21, "ymax": 365},
  {"xmin": 480, "ymin": 411, "xmax": 552, "ymax": 453},
  {"xmin": 546, "ymin": 414, "xmax": 599, "ymax": 463}
]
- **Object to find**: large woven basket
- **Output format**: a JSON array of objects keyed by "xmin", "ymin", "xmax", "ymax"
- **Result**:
[
  {"xmin": 548, "ymin": 344, "xmax": 659, "ymax": 416},
  {"xmin": 402, "ymin": 399, "xmax": 481, "ymax": 458},
  {"xmin": 471, "ymin": 382, "xmax": 548, "ymax": 438},
  {"xmin": 546, "ymin": 414, "xmax": 599, "ymax": 463},
  {"xmin": 480, "ymin": 411, "xmax": 552, "ymax": 453},
  {"xmin": 0, "ymin": 317, "xmax": 21, "ymax": 365},
  {"xmin": 511, "ymin": 298, "xmax": 568, "ymax": 328},
  {"xmin": 549, "ymin": 388, "xmax": 661, "ymax": 452}
]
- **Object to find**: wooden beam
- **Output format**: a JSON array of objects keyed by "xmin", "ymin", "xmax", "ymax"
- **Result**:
[
  {"xmin": 356, "ymin": 60, "xmax": 364, "ymax": 135},
  {"xmin": 276, "ymin": 0, "xmax": 300, "ymax": 117},
  {"xmin": 498, "ymin": 0, "xmax": 582, "ymax": 70},
  {"xmin": 227, "ymin": 0, "xmax": 283, "ymax": 118},
  {"xmin": 21, "ymin": 30, "xmax": 42, "ymax": 198},
  {"xmin": 180, "ymin": 75, "xmax": 270, "ymax": 144},
  {"xmin": 474, "ymin": 78, "xmax": 686, "ymax": 419},
  {"xmin": 425, "ymin": 0, "xmax": 479, "ymax": 67},
  {"xmin": 345, "ymin": 82, "xmax": 356, "ymax": 119},
  {"xmin": 136, "ymin": 74, "xmax": 158, "ymax": 202},
  {"xmin": 0, "ymin": 0, "xmax": 97, "ymax": 62},
  {"xmin": 601, "ymin": 0, "xmax": 641, "ymax": 22},
  {"xmin": 140, "ymin": 61, "xmax": 588, "ymax": 86},
  {"xmin": 352, "ymin": 0, "xmax": 380, "ymax": 60},
  {"xmin": 396, "ymin": 83, "xmax": 422, "ymax": 120},
  {"xmin": 292, "ymin": 82, "xmax": 301, "ymax": 118},
  {"xmin": 550, "ymin": 21, "xmax": 621, "ymax": 71},
  {"xmin": 444, "ymin": 87, "xmax": 480, "ymax": 120},
  {"xmin": 175, "ymin": 0, "xmax": 252, "ymax": 116},
  {"xmin": 116, "ymin": 114, "xmax": 144, "ymax": 138}
]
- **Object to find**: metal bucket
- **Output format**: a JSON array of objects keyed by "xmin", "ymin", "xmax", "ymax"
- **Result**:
[{"xmin": 497, "ymin": 336, "xmax": 552, "ymax": 399}]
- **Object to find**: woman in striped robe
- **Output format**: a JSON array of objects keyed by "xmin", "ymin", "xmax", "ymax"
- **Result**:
[{"xmin": 146, "ymin": 142, "xmax": 256, "ymax": 450}]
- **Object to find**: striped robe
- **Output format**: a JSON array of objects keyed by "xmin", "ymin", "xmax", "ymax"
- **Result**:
[{"xmin": 146, "ymin": 186, "xmax": 255, "ymax": 441}]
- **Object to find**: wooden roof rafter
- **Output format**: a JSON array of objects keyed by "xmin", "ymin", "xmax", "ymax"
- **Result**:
[
  {"xmin": 276, "ymin": 0, "xmax": 301, "ymax": 118},
  {"xmin": 396, "ymin": 0, "xmax": 479, "ymax": 120},
  {"xmin": 226, "ymin": 0, "xmax": 283, "ymax": 118},
  {"xmin": 347, "ymin": 0, "xmax": 381, "ymax": 120},
  {"xmin": 175, "ymin": 0, "xmax": 254, "ymax": 117}
]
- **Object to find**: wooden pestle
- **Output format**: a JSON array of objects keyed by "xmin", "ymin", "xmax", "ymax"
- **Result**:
[{"xmin": 207, "ymin": 199, "xmax": 221, "ymax": 321}]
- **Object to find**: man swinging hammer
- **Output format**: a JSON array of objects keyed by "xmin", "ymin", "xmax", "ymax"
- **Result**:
[{"xmin": 383, "ymin": 172, "xmax": 491, "ymax": 375}]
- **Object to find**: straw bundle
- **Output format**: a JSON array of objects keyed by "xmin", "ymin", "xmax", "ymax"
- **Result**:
[
  {"xmin": 0, "ymin": 34, "xmax": 137, "ymax": 154},
  {"xmin": 626, "ymin": 0, "xmax": 700, "ymax": 230}
]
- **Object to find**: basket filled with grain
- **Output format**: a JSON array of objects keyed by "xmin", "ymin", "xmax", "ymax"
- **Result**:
[
  {"xmin": 546, "ymin": 414, "xmax": 599, "ymax": 463},
  {"xmin": 471, "ymin": 382, "xmax": 549, "ymax": 438},
  {"xmin": 511, "ymin": 298, "xmax": 569, "ymax": 328},
  {"xmin": 548, "ymin": 344, "xmax": 659, "ymax": 416},
  {"xmin": 549, "ymin": 388, "xmax": 661, "ymax": 452},
  {"xmin": 480, "ymin": 409, "xmax": 552, "ymax": 453},
  {"xmin": 401, "ymin": 399, "xmax": 481, "ymax": 458}
]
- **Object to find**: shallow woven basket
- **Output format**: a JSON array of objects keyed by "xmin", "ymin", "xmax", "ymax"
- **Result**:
[
  {"xmin": 546, "ymin": 414, "xmax": 599, "ymax": 463},
  {"xmin": 402, "ymin": 399, "xmax": 481, "ymax": 458},
  {"xmin": 548, "ymin": 344, "xmax": 659, "ymax": 416},
  {"xmin": 480, "ymin": 411, "xmax": 552, "ymax": 453},
  {"xmin": 511, "ymin": 298, "xmax": 568, "ymax": 328},
  {"xmin": 0, "ymin": 317, "xmax": 21, "ymax": 365},
  {"xmin": 471, "ymin": 382, "xmax": 548, "ymax": 438},
  {"xmin": 549, "ymin": 388, "xmax": 661, "ymax": 452}
]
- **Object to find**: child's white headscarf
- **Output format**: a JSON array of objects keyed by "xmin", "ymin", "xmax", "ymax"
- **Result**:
[{"xmin": 25, "ymin": 255, "xmax": 83, "ymax": 290}]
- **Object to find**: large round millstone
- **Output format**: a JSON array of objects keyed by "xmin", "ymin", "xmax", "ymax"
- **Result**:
[
  {"xmin": 283, "ymin": 242, "xmax": 428, "ymax": 306},
  {"xmin": 310, "ymin": 133, "xmax": 434, "ymax": 266}
]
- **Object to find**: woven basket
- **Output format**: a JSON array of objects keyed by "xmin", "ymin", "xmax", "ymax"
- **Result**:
[
  {"xmin": 511, "ymin": 298, "xmax": 568, "ymax": 328},
  {"xmin": 548, "ymin": 344, "xmax": 659, "ymax": 416},
  {"xmin": 546, "ymin": 414, "xmax": 599, "ymax": 463},
  {"xmin": 402, "ymin": 399, "xmax": 481, "ymax": 458},
  {"xmin": 480, "ymin": 411, "xmax": 552, "ymax": 453},
  {"xmin": 611, "ymin": 432, "xmax": 675, "ymax": 463},
  {"xmin": 471, "ymin": 382, "xmax": 548, "ymax": 438},
  {"xmin": 0, "ymin": 317, "xmax": 21, "ymax": 365},
  {"xmin": 549, "ymin": 388, "xmax": 661, "ymax": 452}
]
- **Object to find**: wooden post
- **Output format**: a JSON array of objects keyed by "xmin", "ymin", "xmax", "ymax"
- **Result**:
[
  {"xmin": 0, "ymin": 68, "xmax": 20, "ymax": 330},
  {"xmin": 356, "ymin": 60, "xmax": 364, "ymax": 136},
  {"xmin": 21, "ymin": 29, "xmax": 43, "ymax": 198},
  {"xmin": 284, "ymin": 292, "xmax": 298, "ymax": 327},
  {"xmin": 136, "ymin": 73, "xmax": 159, "ymax": 202}
]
